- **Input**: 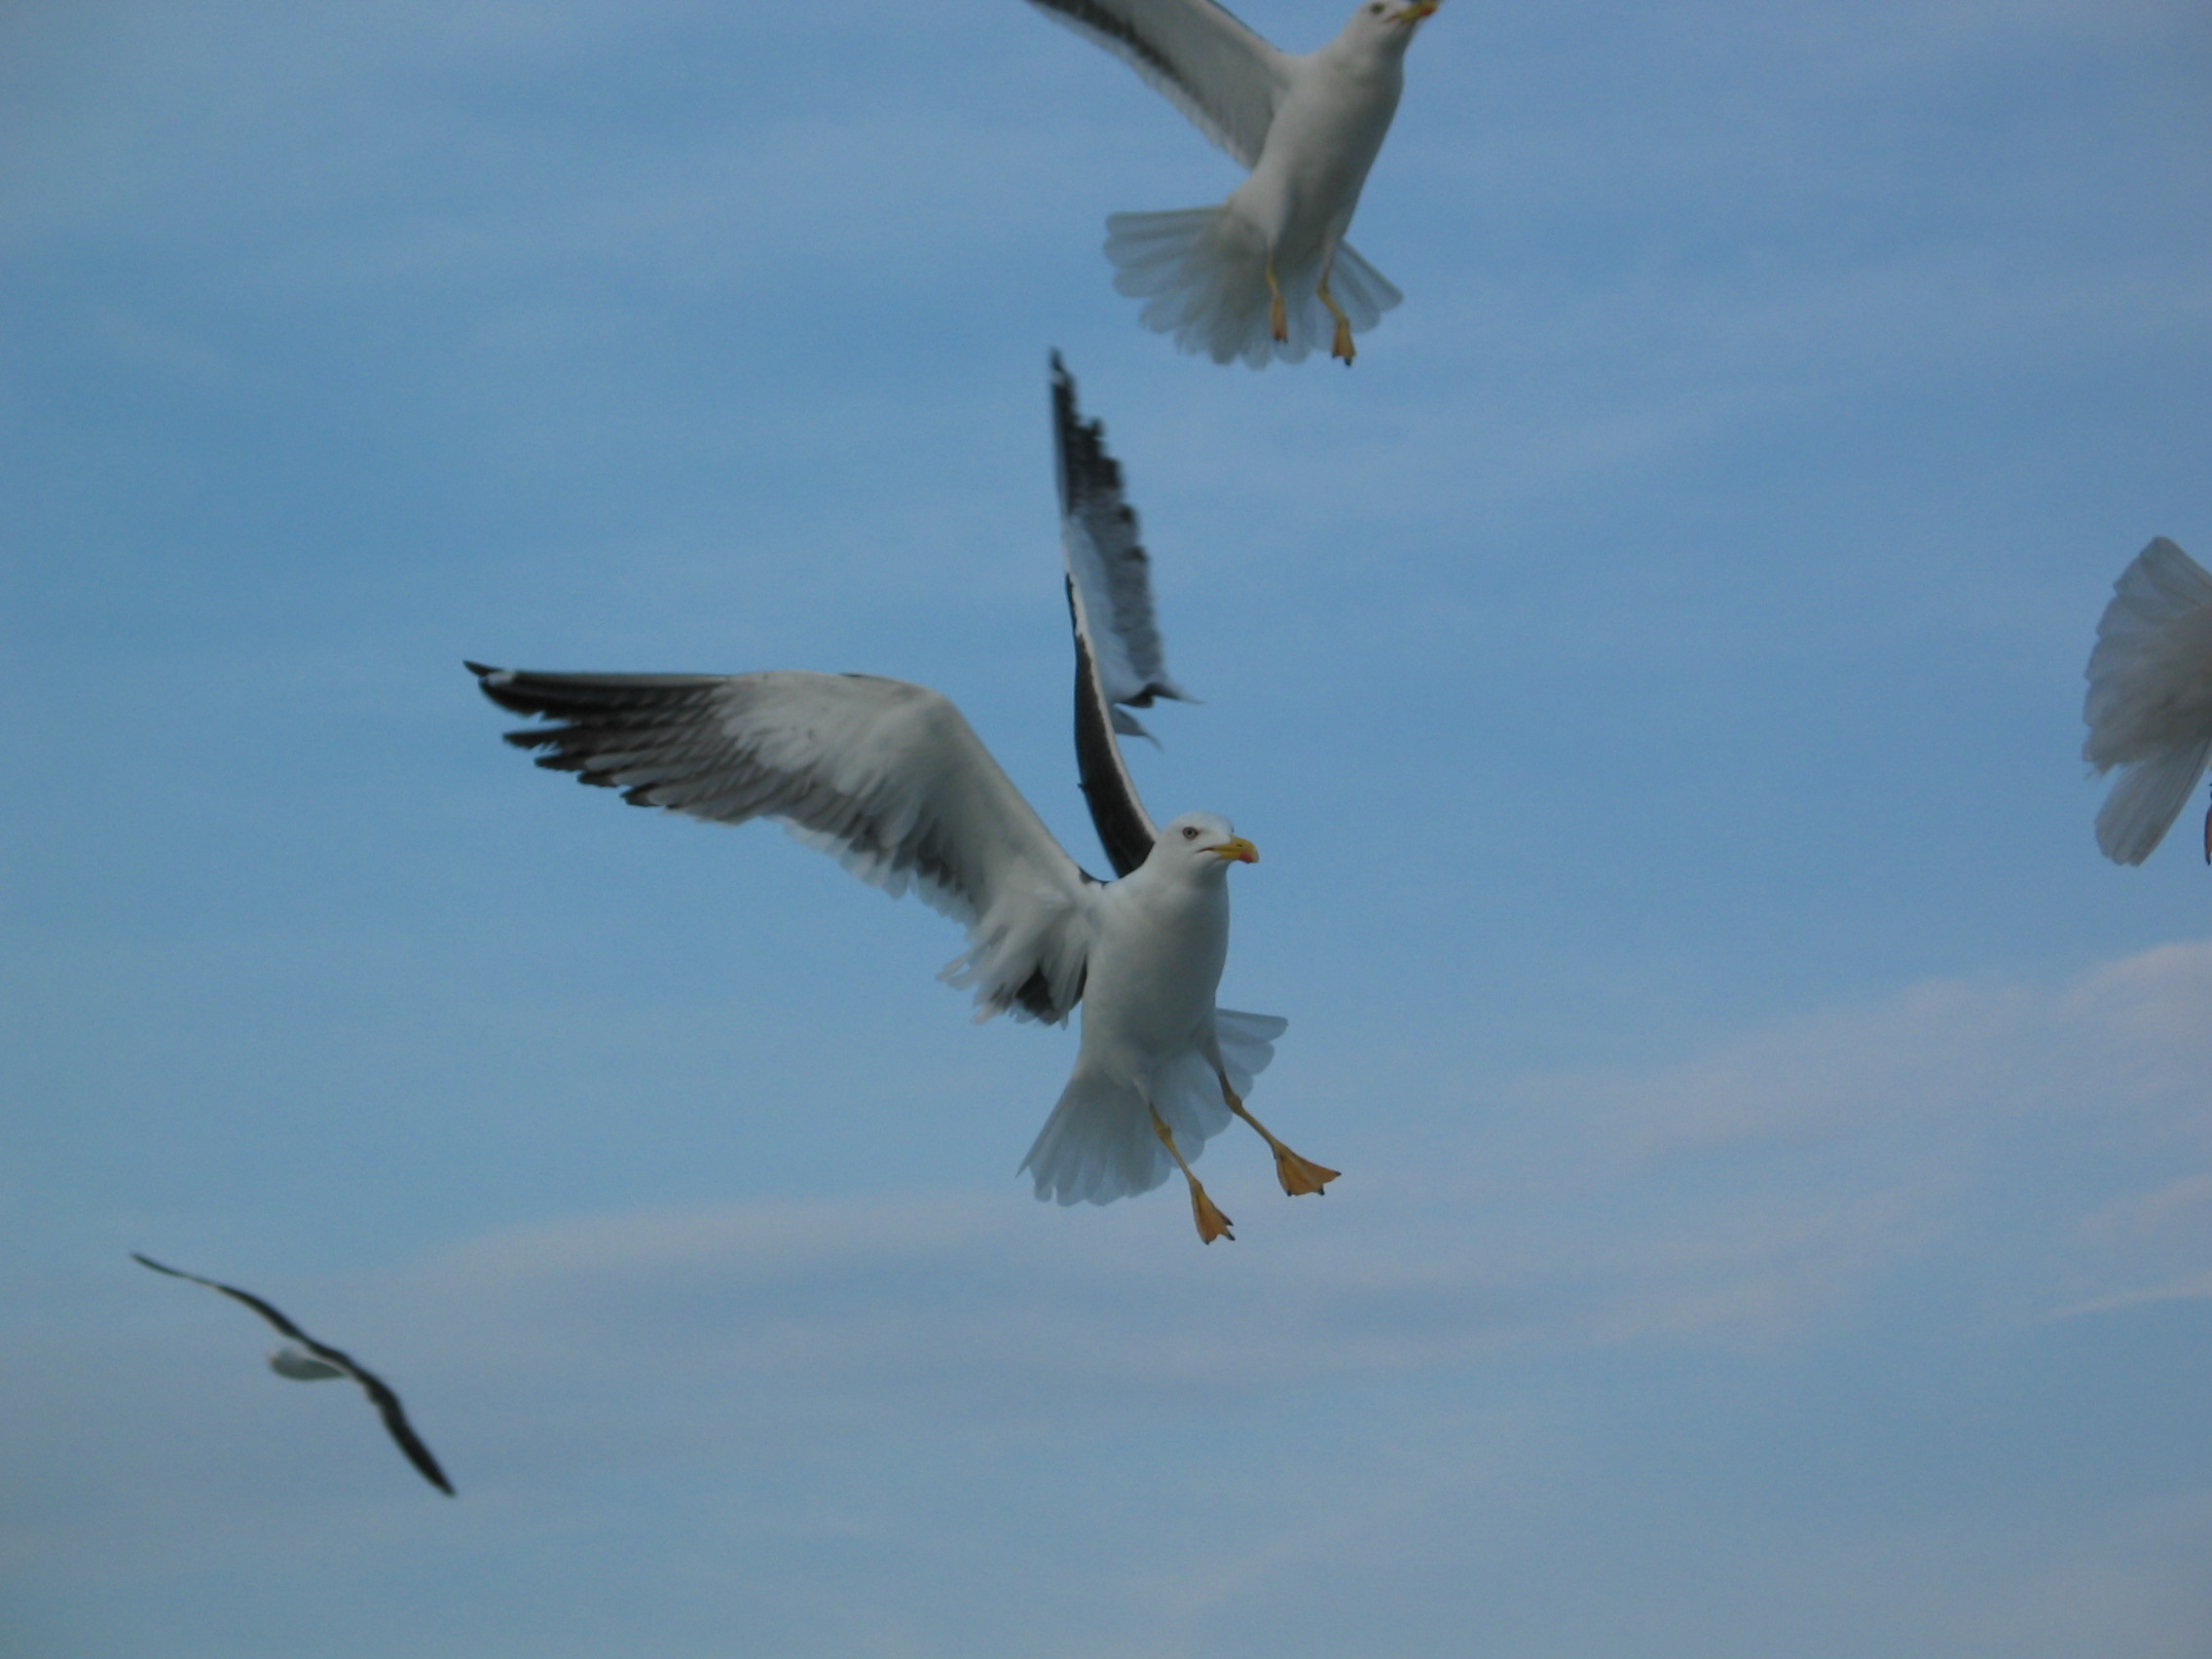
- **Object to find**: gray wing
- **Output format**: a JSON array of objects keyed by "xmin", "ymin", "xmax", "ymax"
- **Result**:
[
  {"xmin": 1024, "ymin": 0, "xmax": 1292, "ymax": 168},
  {"xmin": 1051, "ymin": 353, "xmax": 1187, "ymax": 877},
  {"xmin": 471, "ymin": 666, "xmax": 1098, "ymax": 1022}
]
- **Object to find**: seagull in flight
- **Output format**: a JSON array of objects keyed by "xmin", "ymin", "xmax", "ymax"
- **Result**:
[
  {"xmin": 132, "ymin": 1253, "xmax": 455, "ymax": 1495},
  {"xmin": 2083, "ymin": 536, "xmax": 2212, "ymax": 865},
  {"xmin": 1024, "ymin": 0, "xmax": 1442, "ymax": 366},
  {"xmin": 467, "ymin": 363, "xmax": 1334, "ymax": 1242},
  {"xmin": 1051, "ymin": 350, "xmax": 1340, "ymax": 1206}
]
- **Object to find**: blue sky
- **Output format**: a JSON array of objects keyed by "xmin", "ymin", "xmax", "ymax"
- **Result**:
[{"xmin": 4, "ymin": 0, "xmax": 2211, "ymax": 1653}]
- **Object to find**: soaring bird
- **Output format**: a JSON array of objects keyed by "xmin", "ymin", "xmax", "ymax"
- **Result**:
[
  {"xmin": 2083, "ymin": 536, "xmax": 2212, "ymax": 866},
  {"xmin": 131, "ymin": 1253, "xmax": 455, "ymax": 1495},
  {"xmin": 466, "ymin": 367, "xmax": 1335, "ymax": 1243},
  {"xmin": 1024, "ymin": 0, "xmax": 1442, "ymax": 367}
]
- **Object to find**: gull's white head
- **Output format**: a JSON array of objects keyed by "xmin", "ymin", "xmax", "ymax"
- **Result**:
[
  {"xmin": 268, "ymin": 1344, "xmax": 347, "ymax": 1382},
  {"xmin": 1158, "ymin": 812, "xmax": 1259, "ymax": 874},
  {"xmin": 1343, "ymin": 0, "xmax": 1441, "ymax": 51}
]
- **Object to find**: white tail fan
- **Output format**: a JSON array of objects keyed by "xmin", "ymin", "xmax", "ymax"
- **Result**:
[
  {"xmin": 2083, "ymin": 537, "xmax": 2212, "ymax": 864},
  {"xmin": 1106, "ymin": 207, "xmax": 1402, "ymax": 368},
  {"xmin": 2094, "ymin": 738, "xmax": 2212, "ymax": 866},
  {"xmin": 1020, "ymin": 1007, "xmax": 1288, "ymax": 1204}
]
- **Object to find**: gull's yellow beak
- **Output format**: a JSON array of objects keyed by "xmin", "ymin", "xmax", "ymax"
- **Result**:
[
  {"xmin": 1213, "ymin": 837, "xmax": 1260, "ymax": 865},
  {"xmin": 1399, "ymin": 0, "xmax": 1440, "ymax": 20}
]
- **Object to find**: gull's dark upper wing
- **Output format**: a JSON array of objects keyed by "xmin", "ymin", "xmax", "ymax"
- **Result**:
[
  {"xmin": 133, "ymin": 1252, "xmax": 321, "ymax": 1346},
  {"xmin": 132, "ymin": 1252, "xmax": 456, "ymax": 1496},
  {"xmin": 1069, "ymin": 581, "xmax": 1158, "ymax": 879},
  {"xmin": 349, "ymin": 1370, "xmax": 456, "ymax": 1495},
  {"xmin": 1051, "ymin": 353, "xmax": 1192, "ymax": 877},
  {"xmin": 1023, "ymin": 0, "xmax": 1292, "ymax": 169}
]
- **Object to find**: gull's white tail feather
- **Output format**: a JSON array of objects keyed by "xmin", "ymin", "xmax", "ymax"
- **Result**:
[
  {"xmin": 2094, "ymin": 737, "xmax": 2212, "ymax": 866},
  {"xmin": 1020, "ymin": 1007, "xmax": 1287, "ymax": 1205},
  {"xmin": 2083, "ymin": 537, "xmax": 2212, "ymax": 864},
  {"xmin": 1327, "ymin": 244, "xmax": 1404, "ymax": 330},
  {"xmin": 1212, "ymin": 1007, "xmax": 1288, "ymax": 1097},
  {"xmin": 1105, "ymin": 209, "xmax": 1399, "ymax": 368}
]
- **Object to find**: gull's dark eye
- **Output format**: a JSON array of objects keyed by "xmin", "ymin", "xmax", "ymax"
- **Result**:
[
  {"xmin": 1182, "ymin": 827, "xmax": 1199, "ymax": 839},
  {"xmin": 1368, "ymin": 3, "xmax": 1384, "ymax": 12}
]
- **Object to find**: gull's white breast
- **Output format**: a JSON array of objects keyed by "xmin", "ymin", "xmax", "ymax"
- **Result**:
[
  {"xmin": 1235, "ymin": 46, "xmax": 1406, "ymax": 251},
  {"xmin": 1078, "ymin": 866, "xmax": 1230, "ymax": 1069}
]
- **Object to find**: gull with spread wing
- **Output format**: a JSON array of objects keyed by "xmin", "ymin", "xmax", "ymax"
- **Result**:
[
  {"xmin": 1024, "ymin": 0, "xmax": 1441, "ymax": 366},
  {"xmin": 2083, "ymin": 536, "xmax": 2212, "ymax": 866},
  {"xmin": 132, "ymin": 1253, "xmax": 455, "ymax": 1495},
  {"xmin": 467, "ymin": 363, "xmax": 1334, "ymax": 1242}
]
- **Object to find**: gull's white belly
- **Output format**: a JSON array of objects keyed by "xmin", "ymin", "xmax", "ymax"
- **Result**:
[
  {"xmin": 1076, "ymin": 877, "xmax": 1229, "ymax": 1075},
  {"xmin": 1233, "ymin": 58, "xmax": 1404, "ymax": 252}
]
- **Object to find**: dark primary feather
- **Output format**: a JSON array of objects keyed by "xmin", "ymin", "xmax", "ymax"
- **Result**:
[
  {"xmin": 1069, "ymin": 581, "xmax": 1159, "ymax": 878},
  {"xmin": 1050, "ymin": 353, "xmax": 1189, "ymax": 717},
  {"xmin": 1051, "ymin": 354, "xmax": 1194, "ymax": 876},
  {"xmin": 133, "ymin": 1252, "xmax": 320, "ymax": 1346},
  {"xmin": 132, "ymin": 1253, "xmax": 456, "ymax": 1496}
]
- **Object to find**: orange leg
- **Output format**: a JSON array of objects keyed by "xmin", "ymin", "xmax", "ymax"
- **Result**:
[
  {"xmin": 1219, "ymin": 1076, "xmax": 1339, "ymax": 1196},
  {"xmin": 1319, "ymin": 271, "xmax": 1355, "ymax": 364},
  {"xmin": 1151, "ymin": 1105, "xmax": 1235, "ymax": 1243}
]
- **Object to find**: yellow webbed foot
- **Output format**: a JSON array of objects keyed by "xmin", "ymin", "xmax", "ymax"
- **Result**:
[
  {"xmin": 1271, "ymin": 1145, "xmax": 1341, "ymax": 1198},
  {"xmin": 1190, "ymin": 1181, "xmax": 1235, "ymax": 1244},
  {"xmin": 1331, "ymin": 317, "xmax": 1356, "ymax": 364}
]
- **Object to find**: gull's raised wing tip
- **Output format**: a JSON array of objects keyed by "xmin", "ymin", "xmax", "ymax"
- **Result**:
[
  {"xmin": 1051, "ymin": 357, "xmax": 1191, "ymax": 710},
  {"xmin": 1051, "ymin": 357, "xmax": 1202, "ymax": 876},
  {"xmin": 357, "ymin": 1374, "xmax": 458, "ymax": 1496},
  {"xmin": 1020, "ymin": 0, "xmax": 1290, "ymax": 170}
]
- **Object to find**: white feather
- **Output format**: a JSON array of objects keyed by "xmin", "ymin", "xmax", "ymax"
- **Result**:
[
  {"xmin": 2083, "ymin": 537, "xmax": 2212, "ymax": 865},
  {"xmin": 1035, "ymin": 0, "xmax": 1433, "ymax": 366}
]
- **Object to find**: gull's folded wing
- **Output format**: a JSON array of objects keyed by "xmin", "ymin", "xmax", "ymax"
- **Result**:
[
  {"xmin": 1051, "ymin": 353, "xmax": 1191, "ymax": 877},
  {"xmin": 1024, "ymin": 0, "xmax": 1291, "ymax": 168},
  {"xmin": 2083, "ymin": 537, "xmax": 2212, "ymax": 865},
  {"xmin": 472, "ymin": 666, "xmax": 1098, "ymax": 1022}
]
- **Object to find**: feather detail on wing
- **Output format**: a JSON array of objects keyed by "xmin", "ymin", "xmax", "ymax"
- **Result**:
[
  {"xmin": 1051, "ymin": 352, "xmax": 1192, "ymax": 876},
  {"xmin": 2083, "ymin": 538, "xmax": 2212, "ymax": 865},
  {"xmin": 469, "ymin": 665, "xmax": 1098, "ymax": 1022},
  {"xmin": 1023, "ymin": 0, "xmax": 1291, "ymax": 168}
]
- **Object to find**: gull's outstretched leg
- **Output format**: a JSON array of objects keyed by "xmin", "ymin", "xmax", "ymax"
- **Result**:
[
  {"xmin": 1219, "ymin": 1074, "xmax": 1339, "ymax": 1197},
  {"xmin": 1265, "ymin": 256, "xmax": 1288, "ymax": 345},
  {"xmin": 1319, "ymin": 270, "xmax": 1355, "ymax": 365},
  {"xmin": 1151, "ymin": 1104, "xmax": 1234, "ymax": 1243}
]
